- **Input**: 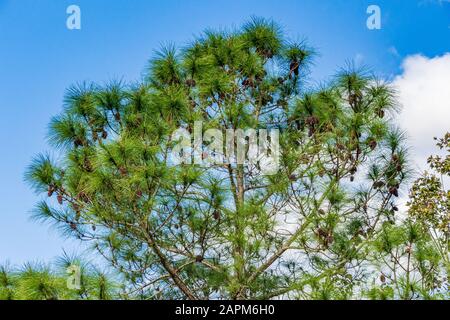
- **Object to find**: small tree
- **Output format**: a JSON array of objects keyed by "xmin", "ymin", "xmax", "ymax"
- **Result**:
[
  {"xmin": 402, "ymin": 133, "xmax": 449, "ymax": 298},
  {"xmin": 26, "ymin": 18, "xmax": 425, "ymax": 299},
  {"xmin": 408, "ymin": 133, "xmax": 449, "ymax": 239}
]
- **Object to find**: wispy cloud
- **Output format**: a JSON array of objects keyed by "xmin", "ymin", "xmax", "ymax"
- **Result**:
[{"xmin": 388, "ymin": 46, "xmax": 400, "ymax": 58}]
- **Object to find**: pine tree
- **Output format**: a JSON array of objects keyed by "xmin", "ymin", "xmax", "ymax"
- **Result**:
[{"xmin": 24, "ymin": 17, "xmax": 446, "ymax": 300}]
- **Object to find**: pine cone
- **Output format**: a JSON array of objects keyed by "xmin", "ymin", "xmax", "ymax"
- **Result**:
[
  {"xmin": 119, "ymin": 166, "xmax": 127, "ymax": 176},
  {"xmin": 185, "ymin": 79, "xmax": 196, "ymax": 87},
  {"xmin": 316, "ymin": 228, "xmax": 328, "ymax": 238},
  {"xmin": 290, "ymin": 61, "xmax": 299, "ymax": 76},
  {"xmin": 261, "ymin": 49, "xmax": 273, "ymax": 59},
  {"xmin": 78, "ymin": 192, "xmax": 89, "ymax": 203},
  {"xmin": 84, "ymin": 159, "xmax": 93, "ymax": 172},
  {"xmin": 389, "ymin": 187, "xmax": 399, "ymax": 197},
  {"xmin": 47, "ymin": 185, "xmax": 54, "ymax": 197},
  {"xmin": 305, "ymin": 116, "xmax": 319, "ymax": 126},
  {"xmin": 74, "ymin": 138, "xmax": 83, "ymax": 147},
  {"xmin": 242, "ymin": 78, "xmax": 254, "ymax": 88},
  {"xmin": 373, "ymin": 181, "xmax": 385, "ymax": 189},
  {"xmin": 368, "ymin": 140, "xmax": 377, "ymax": 151}
]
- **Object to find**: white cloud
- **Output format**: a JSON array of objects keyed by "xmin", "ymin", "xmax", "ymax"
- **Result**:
[{"xmin": 393, "ymin": 53, "xmax": 450, "ymax": 173}]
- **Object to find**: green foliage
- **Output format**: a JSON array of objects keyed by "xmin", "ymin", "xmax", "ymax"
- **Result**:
[
  {"xmin": 0, "ymin": 258, "xmax": 119, "ymax": 300},
  {"xmin": 408, "ymin": 133, "xmax": 450, "ymax": 235},
  {"xmin": 18, "ymin": 18, "xmax": 448, "ymax": 300}
]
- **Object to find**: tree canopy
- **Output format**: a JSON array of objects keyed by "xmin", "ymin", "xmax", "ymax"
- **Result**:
[{"xmin": 23, "ymin": 17, "xmax": 449, "ymax": 300}]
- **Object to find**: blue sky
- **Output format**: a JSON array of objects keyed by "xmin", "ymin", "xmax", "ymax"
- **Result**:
[{"xmin": 0, "ymin": 0, "xmax": 449, "ymax": 265}]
